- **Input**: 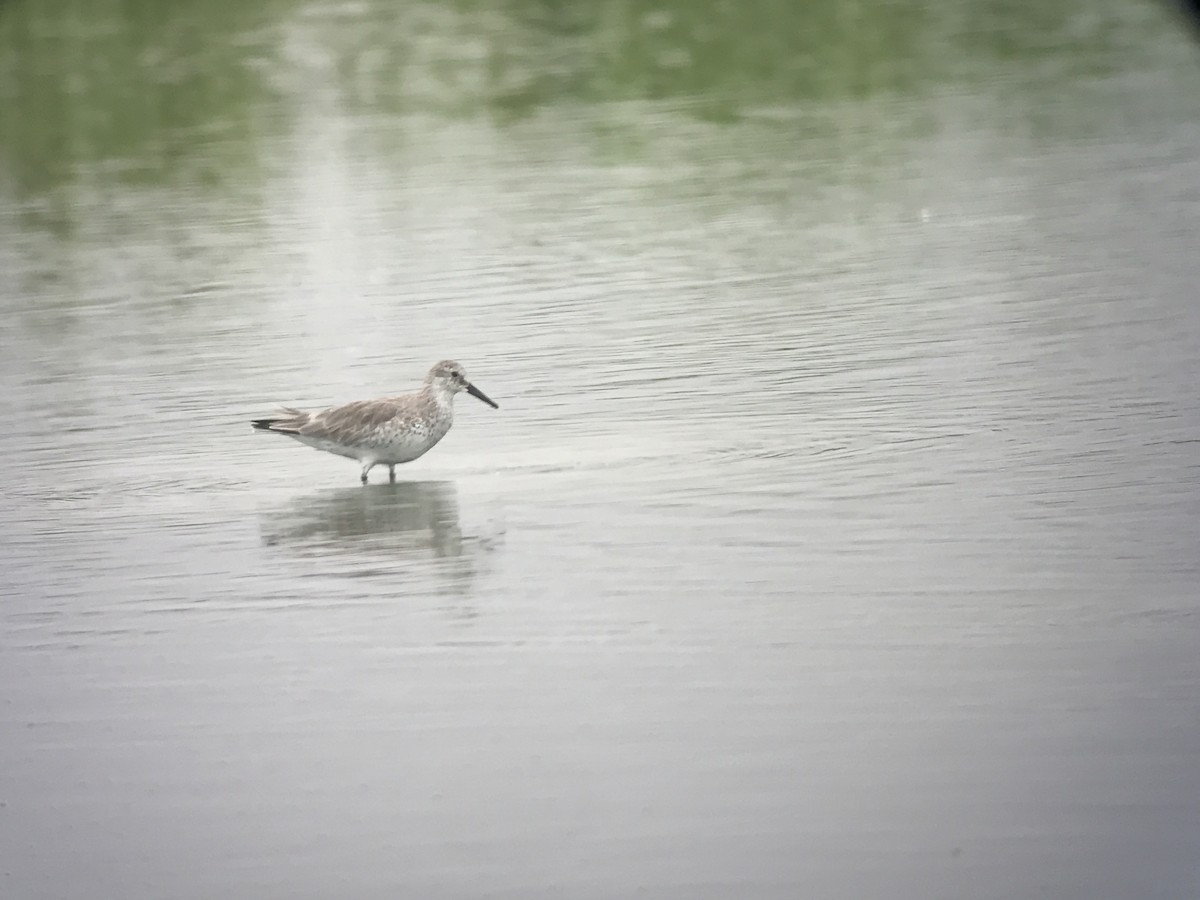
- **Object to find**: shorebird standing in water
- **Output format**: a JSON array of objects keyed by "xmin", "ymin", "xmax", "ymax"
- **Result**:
[{"xmin": 251, "ymin": 360, "xmax": 499, "ymax": 483}]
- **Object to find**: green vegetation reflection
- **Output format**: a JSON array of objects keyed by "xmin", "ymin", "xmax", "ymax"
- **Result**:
[
  {"xmin": 0, "ymin": 0, "xmax": 1178, "ymax": 194},
  {"xmin": 0, "ymin": 0, "xmax": 290, "ymax": 192}
]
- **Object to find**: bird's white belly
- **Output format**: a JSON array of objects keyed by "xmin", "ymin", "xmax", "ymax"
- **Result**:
[{"xmin": 294, "ymin": 420, "xmax": 449, "ymax": 464}]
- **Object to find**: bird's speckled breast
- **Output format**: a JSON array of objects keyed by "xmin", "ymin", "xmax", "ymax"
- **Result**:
[{"xmin": 371, "ymin": 402, "xmax": 453, "ymax": 463}]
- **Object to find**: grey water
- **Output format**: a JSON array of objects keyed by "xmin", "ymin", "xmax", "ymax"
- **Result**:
[{"xmin": 2, "ymin": 1, "xmax": 1199, "ymax": 898}]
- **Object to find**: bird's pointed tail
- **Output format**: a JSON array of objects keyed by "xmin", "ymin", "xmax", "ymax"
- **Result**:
[{"xmin": 250, "ymin": 407, "xmax": 309, "ymax": 435}]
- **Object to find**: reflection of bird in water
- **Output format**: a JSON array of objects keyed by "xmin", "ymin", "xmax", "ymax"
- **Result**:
[
  {"xmin": 251, "ymin": 360, "xmax": 499, "ymax": 484},
  {"xmin": 260, "ymin": 481, "xmax": 467, "ymax": 560}
]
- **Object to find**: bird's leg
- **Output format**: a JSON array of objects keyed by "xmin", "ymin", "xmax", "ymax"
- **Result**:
[
  {"xmin": 388, "ymin": 465, "xmax": 396, "ymax": 483},
  {"xmin": 360, "ymin": 461, "xmax": 376, "ymax": 484}
]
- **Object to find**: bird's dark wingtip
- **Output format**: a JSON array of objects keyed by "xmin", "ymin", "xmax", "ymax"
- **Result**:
[{"xmin": 252, "ymin": 418, "xmax": 301, "ymax": 435}]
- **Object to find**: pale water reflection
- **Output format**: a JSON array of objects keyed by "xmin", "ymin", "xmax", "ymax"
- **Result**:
[
  {"xmin": 1, "ymin": 1, "xmax": 1200, "ymax": 899},
  {"xmin": 260, "ymin": 481, "xmax": 467, "ymax": 556},
  {"xmin": 258, "ymin": 481, "xmax": 489, "ymax": 604}
]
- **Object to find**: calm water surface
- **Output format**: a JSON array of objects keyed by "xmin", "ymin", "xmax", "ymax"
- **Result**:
[{"xmin": 2, "ymin": 2, "xmax": 1199, "ymax": 899}]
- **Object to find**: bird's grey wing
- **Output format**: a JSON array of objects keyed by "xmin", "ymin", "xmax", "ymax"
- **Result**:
[{"xmin": 300, "ymin": 399, "xmax": 403, "ymax": 444}]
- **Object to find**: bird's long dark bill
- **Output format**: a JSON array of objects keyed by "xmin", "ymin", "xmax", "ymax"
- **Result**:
[{"xmin": 466, "ymin": 382, "xmax": 499, "ymax": 409}]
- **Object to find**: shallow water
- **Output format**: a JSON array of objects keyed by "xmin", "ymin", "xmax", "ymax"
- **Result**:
[{"xmin": 2, "ymin": 1, "xmax": 1200, "ymax": 898}]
